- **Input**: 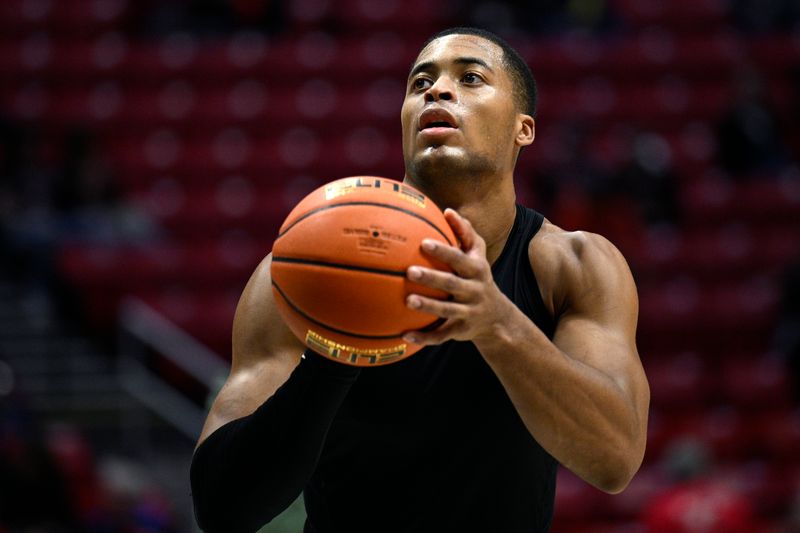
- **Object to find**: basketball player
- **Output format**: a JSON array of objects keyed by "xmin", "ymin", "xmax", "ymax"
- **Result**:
[{"xmin": 190, "ymin": 27, "xmax": 649, "ymax": 532}]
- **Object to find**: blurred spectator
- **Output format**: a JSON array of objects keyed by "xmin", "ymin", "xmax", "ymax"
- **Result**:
[
  {"xmin": 787, "ymin": 487, "xmax": 800, "ymax": 532},
  {"xmin": 774, "ymin": 261, "xmax": 800, "ymax": 401},
  {"xmin": 716, "ymin": 67, "xmax": 792, "ymax": 179},
  {"xmin": 643, "ymin": 439, "xmax": 757, "ymax": 533},
  {"xmin": 229, "ymin": 0, "xmax": 286, "ymax": 35},
  {"xmin": 644, "ymin": 482, "xmax": 757, "ymax": 533},
  {"xmin": 532, "ymin": 121, "xmax": 603, "ymax": 226},
  {"xmin": 532, "ymin": 120, "xmax": 680, "ymax": 251},
  {"xmin": 0, "ymin": 396, "xmax": 178, "ymax": 532},
  {"xmin": 125, "ymin": 0, "xmax": 285, "ymax": 37},
  {"xmin": 730, "ymin": 0, "xmax": 800, "ymax": 33},
  {"xmin": 789, "ymin": 66, "xmax": 800, "ymax": 155},
  {"xmin": 0, "ymin": 118, "xmax": 60, "ymax": 297},
  {"xmin": 1, "ymin": 122, "xmax": 156, "ymax": 303},
  {"xmin": 0, "ymin": 396, "xmax": 81, "ymax": 532},
  {"xmin": 54, "ymin": 128, "xmax": 156, "ymax": 247},
  {"xmin": 460, "ymin": 0, "xmax": 618, "ymax": 38},
  {"xmin": 563, "ymin": 0, "xmax": 619, "ymax": 35},
  {"xmin": 607, "ymin": 130, "xmax": 681, "ymax": 228},
  {"xmin": 93, "ymin": 456, "xmax": 178, "ymax": 533}
]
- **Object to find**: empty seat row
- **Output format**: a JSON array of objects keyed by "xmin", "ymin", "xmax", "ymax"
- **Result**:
[
  {"xmin": 5, "ymin": 77, "xmax": 765, "ymax": 132},
  {"xmin": 97, "ymin": 128, "xmax": 725, "ymax": 177},
  {"xmin": 0, "ymin": 0, "xmax": 127, "ymax": 36},
  {"xmin": 4, "ymin": 28, "xmax": 796, "ymax": 84},
  {"xmin": 646, "ymin": 354, "xmax": 793, "ymax": 412},
  {"xmin": 682, "ymin": 176, "xmax": 800, "ymax": 227},
  {"xmin": 630, "ymin": 225, "xmax": 800, "ymax": 281}
]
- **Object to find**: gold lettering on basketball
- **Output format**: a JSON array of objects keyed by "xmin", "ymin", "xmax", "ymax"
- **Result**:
[
  {"xmin": 390, "ymin": 182, "xmax": 426, "ymax": 208},
  {"xmin": 324, "ymin": 178, "xmax": 426, "ymax": 208},
  {"xmin": 305, "ymin": 330, "xmax": 407, "ymax": 365}
]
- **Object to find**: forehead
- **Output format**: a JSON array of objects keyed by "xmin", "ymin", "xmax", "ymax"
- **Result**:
[{"xmin": 412, "ymin": 34, "xmax": 505, "ymax": 71}]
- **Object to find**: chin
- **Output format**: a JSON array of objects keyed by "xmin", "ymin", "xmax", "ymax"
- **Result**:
[
  {"xmin": 420, "ymin": 144, "xmax": 464, "ymax": 163},
  {"xmin": 406, "ymin": 146, "xmax": 494, "ymax": 184},
  {"xmin": 407, "ymin": 148, "xmax": 459, "ymax": 182}
]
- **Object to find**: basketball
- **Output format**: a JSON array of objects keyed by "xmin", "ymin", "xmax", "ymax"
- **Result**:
[{"xmin": 270, "ymin": 176, "xmax": 457, "ymax": 366}]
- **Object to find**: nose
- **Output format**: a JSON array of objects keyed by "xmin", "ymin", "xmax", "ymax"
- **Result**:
[{"xmin": 424, "ymin": 76, "xmax": 455, "ymax": 103}]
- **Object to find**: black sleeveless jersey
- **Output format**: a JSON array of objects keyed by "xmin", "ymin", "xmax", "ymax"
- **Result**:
[{"xmin": 304, "ymin": 205, "xmax": 558, "ymax": 533}]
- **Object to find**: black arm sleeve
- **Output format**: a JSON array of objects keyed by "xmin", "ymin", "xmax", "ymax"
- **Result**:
[{"xmin": 190, "ymin": 350, "xmax": 360, "ymax": 533}]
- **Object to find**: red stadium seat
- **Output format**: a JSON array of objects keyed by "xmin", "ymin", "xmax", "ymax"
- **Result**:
[
  {"xmin": 137, "ymin": 289, "xmax": 239, "ymax": 357},
  {"xmin": 597, "ymin": 465, "xmax": 671, "ymax": 520},
  {"xmin": 720, "ymin": 356, "xmax": 792, "ymax": 410},
  {"xmin": 0, "ymin": 0, "xmax": 127, "ymax": 37},
  {"xmin": 757, "ymin": 409, "xmax": 800, "ymax": 464},
  {"xmin": 612, "ymin": 0, "xmax": 728, "ymax": 29},
  {"xmin": 683, "ymin": 177, "xmax": 800, "ymax": 228},
  {"xmin": 646, "ymin": 352, "xmax": 716, "ymax": 411},
  {"xmin": 748, "ymin": 34, "xmax": 800, "ymax": 71},
  {"xmin": 553, "ymin": 469, "xmax": 603, "ymax": 521},
  {"xmin": 647, "ymin": 407, "xmax": 754, "ymax": 464},
  {"xmin": 328, "ymin": 0, "xmax": 447, "ymax": 34},
  {"xmin": 717, "ymin": 462, "xmax": 799, "ymax": 517}
]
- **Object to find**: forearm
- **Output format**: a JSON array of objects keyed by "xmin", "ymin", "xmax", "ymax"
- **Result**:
[
  {"xmin": 190, "ymin": 352, "xmax": 359, "ymax": 532},
  {"xmin": 474, "ymin": 305, "xmax": 643, "ymax": 493}
]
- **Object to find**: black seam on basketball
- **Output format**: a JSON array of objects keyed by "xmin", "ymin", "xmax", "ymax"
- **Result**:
[
  {"xmin": 276, "ymin": 201, "xmax": 454, "ymax": 245},
  {"xmin": 272, "ymin": 256, "xmax": 407, "ymax": 277},
  {"xmin": 272, "ymin": 281, "xmax": 439, "ymax": 340}
]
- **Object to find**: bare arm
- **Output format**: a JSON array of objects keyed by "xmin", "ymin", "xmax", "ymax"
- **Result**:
[
  {"xmin": 191, "ymin": 254, "xmax": 360, "ymax": 532},
  {"xmin": 197, "ymin": 254, "xmax": 304, "ymax": 447},
  {"xmin": 404, "ymin": 211, "xmax": 649, "ymax": 493},
  {"xmin": 481, "ymin": 226, "xmax": 649, "ymax": 493}
]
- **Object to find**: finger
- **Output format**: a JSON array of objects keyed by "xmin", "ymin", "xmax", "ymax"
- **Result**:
[
  {"xmin": 403, "ymin": 320, "xmax": 460, "ymax": 346},
  {"xmin": 444, "ymin": 208, "xmax": 488, "ymax": 260},
  {"xmin": 407, "ymin": 266, "xmax": 475, "ymax": 299},
  {"xmin": 420, "ymin": 239, "xmax": 482, "ymax": 279},
  {"xmin": 443, "ymin": 208, "xmax": 476, "ymax": 251},
  {"xmin": 406, "ymin": 294, "xmax": 466, "ymax": 319}
]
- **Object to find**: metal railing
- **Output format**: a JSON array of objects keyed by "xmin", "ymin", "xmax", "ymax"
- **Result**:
[{"xmin": 118, "ymin": 297, "xmax": 230, "ymax": 440}]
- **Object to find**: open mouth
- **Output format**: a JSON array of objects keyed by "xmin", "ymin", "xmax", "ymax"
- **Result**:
[
  {"xmin": 422, "ymin": 121, "xmax": 455, "ymax": 129},
  {"xmin": 419, "ymin": 108, "xmax": 458, "ymax": 131}
]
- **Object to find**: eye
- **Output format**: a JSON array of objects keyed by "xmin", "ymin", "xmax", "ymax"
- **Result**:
[
  {"xmin": 462, "ymin": 72, "xmax": 483, "ymax": 85},
  {"xmin": 412, "ymin": 77, "xmax": 432, "ymax": 91}
]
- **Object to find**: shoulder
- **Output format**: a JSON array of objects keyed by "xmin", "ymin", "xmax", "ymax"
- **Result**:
[
  {"xmin": 529, "ymin": 219, "xmax": 630, "ymax": 277},
  {"xmin": 528, "ymin": 219, "xmax": 637, "ymax": 319},
  {"xmin": 232, "ymin": 253, "xmax": 305, "ymax": 370},
  {"xmin": 198, "ymin": 253, "xmax": 305, "ymax": 444}
]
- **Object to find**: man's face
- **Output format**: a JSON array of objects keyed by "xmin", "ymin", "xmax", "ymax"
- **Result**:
[{"xmin": 401, "ymin": 34, "xmax": 522, "ymax": 182}]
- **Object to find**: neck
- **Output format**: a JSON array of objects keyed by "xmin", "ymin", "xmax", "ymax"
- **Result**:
[{"xmin": 404, "ymin": 173, "xmax": 517, "ymax": 265}]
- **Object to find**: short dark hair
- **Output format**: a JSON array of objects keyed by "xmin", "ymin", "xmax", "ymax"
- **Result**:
[{"xmin": 418, "ymin": 27, "xmax": 538, "ymax": 118}]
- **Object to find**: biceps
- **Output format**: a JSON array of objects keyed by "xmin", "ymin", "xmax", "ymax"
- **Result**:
[
  {"xmin": 553, "ymin": 312, "xmax": 650, "ymax": 445},
  {"xmin": 552, "ymin": 314, "xmax": 640, "ymax": 393}
]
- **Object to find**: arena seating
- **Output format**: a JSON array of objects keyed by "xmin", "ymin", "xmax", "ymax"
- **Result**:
[{"xmin": 2, "ymin": 0, "xmax": 799, "ymax": 529}]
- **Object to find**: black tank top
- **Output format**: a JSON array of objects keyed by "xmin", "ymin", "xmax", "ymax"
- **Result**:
[{"xmin": 304, "ymin": 205, "xmax": 558, "ymax": 532}]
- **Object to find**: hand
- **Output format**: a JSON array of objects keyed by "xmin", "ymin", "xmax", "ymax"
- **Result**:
[{"xmin": 403, "ymin": 208, "xmax": 514, "ymax": 346}]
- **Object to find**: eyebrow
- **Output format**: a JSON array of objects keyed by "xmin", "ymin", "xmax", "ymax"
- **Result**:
[{"xmin": 408, "ymin": 56, "xmax": 495, "ymax": 79}]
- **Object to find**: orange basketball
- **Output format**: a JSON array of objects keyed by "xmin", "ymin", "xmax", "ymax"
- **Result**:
[{"xmin": 270, "ymin": 176, "xmax": 457, "ymax": 367}]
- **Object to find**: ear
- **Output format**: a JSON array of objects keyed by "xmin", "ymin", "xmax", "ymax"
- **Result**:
[{"xmin": 515, "ymin": 114, "xmax": 535, "ymax": 148}]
